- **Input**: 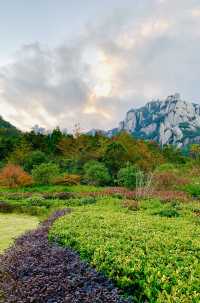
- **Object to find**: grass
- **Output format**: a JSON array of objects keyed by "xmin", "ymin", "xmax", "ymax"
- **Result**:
[
  {"xmin": 0, "ymin": 213, "xmax": 39, "ymax": 252},
  {"xmin": 50, "ymin": 198, "xmax": 200, "ymax": 303}
]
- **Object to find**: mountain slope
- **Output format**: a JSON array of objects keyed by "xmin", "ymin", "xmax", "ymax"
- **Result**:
[
  {"xmin": 117, "ymin": 93, "xmax": 200, "ymax": 147},
  {"xmin": 0, "ymin": 116, "xmax": 20, "ymax": 137}
]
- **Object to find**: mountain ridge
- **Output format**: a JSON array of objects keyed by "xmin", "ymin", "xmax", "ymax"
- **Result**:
[
  {"xmin": 117, "ymin": 93, "xmax": 200, "ymax": 147},
  {"xmin": 0, "ymin": 116, "xmax": 20, "ymax": 137}
]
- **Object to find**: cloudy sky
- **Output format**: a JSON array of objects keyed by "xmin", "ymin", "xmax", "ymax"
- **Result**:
[{"xmin": 0, "ymin": 0, "xmax": 200, "ymax": 132}]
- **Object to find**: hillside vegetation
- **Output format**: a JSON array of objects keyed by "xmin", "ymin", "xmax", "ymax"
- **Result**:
[
  {"xmin": 0, "ymin": 123, "xmax": 200, "ymax": 302},
  {"xmin": 50, "ymin": 198, "xmax": 200, "ymax": 302}
]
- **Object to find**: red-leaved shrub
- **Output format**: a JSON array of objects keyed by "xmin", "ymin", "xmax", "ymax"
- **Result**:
[
  {"xmin": 153, "ymin": 171, "xmax": 189, "ymax": 190},
  {"xmin": 0, "ymin": 164, "xmax": 33, "ymax": 188}
]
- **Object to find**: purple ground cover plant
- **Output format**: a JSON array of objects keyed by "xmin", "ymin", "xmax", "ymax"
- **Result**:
[{"xmin": 0, "ymin": 209, "xmax": 129, "ymax": 303}]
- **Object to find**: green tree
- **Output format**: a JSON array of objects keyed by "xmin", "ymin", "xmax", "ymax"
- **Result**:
[
  {"xmin": 117, "ymin": 164, "xmax": 140, "ymax": 189},
  {"xmin": 83, "ymin": 160, "xmax": 111, "ymax": 186},
  {"xmin": 32, "ymin": 163, "xmax": 60, "ymax": 185},
  {"xmin": 24, "ymin": 150, "xmax": 47, "ymax": 172},
  {"xmin": 103, "ymin": 141, "xmax": 129, "ymax": 177}
]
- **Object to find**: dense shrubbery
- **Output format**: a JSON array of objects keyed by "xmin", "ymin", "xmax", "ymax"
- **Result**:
[
  {"xmin": 117, "ymin": 165, "xmax": 141, "ymax": 189},
  {"xmin": 32, "ymin": 163, "xmax": 60, "ymax": 185},
  {"xmin": 24, "ymin": 150, "xmax": 47, "ymax": 172},
  {"xmin": 83, "ymin": 161, "xmax": 111, "ymax": 186},
  {"xmin": 0, "ymin": 164, "xmax": 33, "ymax": 188},
  {"xmin": 50, "ymin": 200, "xmax": 200, "ymax": 302},
  {"xmin": 53, "ymin": 174, "xmax": 81, "ymax": 185},
  {"xmin": 153, "ymin": 171, "xmax": 189, "ymax": 190}
]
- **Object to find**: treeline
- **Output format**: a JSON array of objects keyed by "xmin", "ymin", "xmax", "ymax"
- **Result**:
[{"xmin": 0, "ymin": 127, "xmax": 197, "ymax": 187}]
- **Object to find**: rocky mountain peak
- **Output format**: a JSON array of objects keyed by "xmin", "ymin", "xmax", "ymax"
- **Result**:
[{"xmin": 118, "ymin": 94, "xmax": 200, "ymax": 147}]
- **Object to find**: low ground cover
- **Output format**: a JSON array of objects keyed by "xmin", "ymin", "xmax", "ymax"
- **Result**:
[
  {"xmin": 0, "ymin": 213, "xmax": 38, "ymax": 252},
  {"xmin": 0, "ymin": 210, "xmax": 128, "ymax": 303},
  {"xmin": 50, "ymin": 198, "xmax": 200, "ymax": 303}
]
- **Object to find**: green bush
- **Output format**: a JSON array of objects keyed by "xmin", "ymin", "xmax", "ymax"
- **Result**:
[
  {"xmin": 155, "ymin": 209, "xmax": 180, "ymax": 218},
  {"xmin": 50, "ymin": 202, "xmax": 200, "ymax": 302},
  {"xmin": 61, "ymin": 197, "xmax": 97, "ymax": 207},
  {"xmin": 184, "ymin": 183, "xmax": 200, "ymax": 197},
  {"xmin": 155, "ymin": 163, "xmax": 177, "ymax": 172},
  {"xmin": 32, "ymin": 163, "xmax": 60, "ymax": 185},
  {"xmin": 117, "ymin": 164, "xmax": 141, "ymax": 189},
  {"xmin": 24, "ymin": 150, "xmax": 47, "ymax": 172},
  {"xmin": 83, "ymin": 161, "xmax": 111, "ymax": 186},
  {"xmin": 26, "ymin": 194, "xmax": 45, "ymax": 206}
]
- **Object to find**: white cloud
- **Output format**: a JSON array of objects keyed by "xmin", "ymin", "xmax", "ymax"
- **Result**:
[{"xmin": 0, "ymin": 1, "xmax": 200, "ymax": 132}]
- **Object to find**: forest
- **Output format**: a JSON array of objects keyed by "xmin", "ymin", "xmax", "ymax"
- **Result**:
[{"xmin": 0, "ymin": 126, "xmax": 199, "ymax": 303}]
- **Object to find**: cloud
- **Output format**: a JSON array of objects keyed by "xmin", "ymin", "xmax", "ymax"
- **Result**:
[{"xmin": 1, "ymin": 1, "xmax": 200, "ymax": 132}]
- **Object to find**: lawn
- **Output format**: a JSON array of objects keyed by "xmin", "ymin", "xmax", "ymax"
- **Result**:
[
  {"xmin": 50, "ymin": 198, "xmax": 200, "ymax": 302},
  {"xmin": 0, "ymin": 213, "xmax": 39, "ymax": 252}
]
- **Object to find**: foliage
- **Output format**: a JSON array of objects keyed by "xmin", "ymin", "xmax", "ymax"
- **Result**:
[
  {"xmin": 0, "ymin": 164, "xmax": 33, "ymax": 188},
  {"xmin": 162, "ymin": 145, "xmax": 187, "ymax": 164},
  {"xmin": 153, "ymin": 171, "xmax": 189, "ymax": 190},
  {"xmin": 155, "ymin": 163, "xmax": 176, "ymax": 172},
  {"xmin": 122, "ymin": 199, "xmax": 140, "ymax": 211},
  {"xmin": 0, "ymin": 201, "xmax": 16, "ymax": 213},
  {"xmin": 83, "ymin": 161, "xmax": 111, "ymax": 186},
  {"xmin": 0, "ymin": 210, "xmax": 127, "ymax": 303},
  {"xmin": 32, "ymin": 163, "xmax": 60, "ymax": 185},
  {"xmin": 26, "ymin": 194, "xmax": 45, "ymax": 206},
  {"xmin": 53, "ymin": 174, "xmax": 81, "ymax": 185},
  {"xmin": 6, "ymin": 140, "xmax": 31, "ymax": 167},
  {"xmin": 154, "ymin": 209, "xmax": 180, "ymax": 218},
  {"xmin": 103, "ymin": 141, "xmax": 129, "ymax": 177},
  {"xmin": 184, "ymin": 183, "xmax": 200, "ymax": 198},
  {"xmin": 50, "ymin": 200, "xmax": 200, "ymax": 302},
  {"xmin": 24, "ymin": 150, "xmax": 47, "ymax": 172},
  {"xmin": 117, "ymin": 164, "xmax": 141, "ymax": 189}
]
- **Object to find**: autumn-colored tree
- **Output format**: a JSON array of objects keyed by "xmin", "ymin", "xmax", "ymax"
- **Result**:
[{"xmin": 0, "ymin": 164, "xmax": 33, "ymax": 188}]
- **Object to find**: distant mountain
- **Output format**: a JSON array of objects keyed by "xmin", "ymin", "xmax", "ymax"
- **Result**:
[
  {"xmin": 89, "ymin": 93, "xmax": 200, "ymax": 147},
  {"xmin": 115, "ymin": 93, "xmax": 200, "ymax": 147},
  {"xmin": 0, "ymin": 116, "xmax": 20, "ymax": 137}
]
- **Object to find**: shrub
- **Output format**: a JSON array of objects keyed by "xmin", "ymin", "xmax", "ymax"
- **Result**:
[
  {"xmin": 153, "ymin": 171, "xmax": 189, "ymax": 191},
  {"xmin": 53, "ymin": 174, "xmax": 81, "ymax": 185},
  {"xmin": 43, "ymin": 192, "xmax": 75, "ymax": 200},
  {"xmin": 184, "ymin": 183, "xmax": 200, "ymax": 198},
  {"xmin": 0, "ymin": 164, "xmax": 33, "ymax": 188},
  {"xmin": 50, "ymin": 205, "xmax": 200, "ymax": 302},
  {"xmin": 83, "ymin": 161, "xmax": 111, "ymax": 186},
  {"xmin": 61, "ymin": 197, "xmax": 97, "ymax": 207},
  {"xmin": 117, "ymin": 164, "xmax": 141, "ymax": 189},
  {"xmin": 26, "ymin": 195, "xmax": 45, "ymax": 206},
  {"xmin": 0, "ymin": 201, "xmax": 15, "ymax": 213},
  {"xmin": 32, "ymin": 163, "xmax": 60, "ymax": 185},
  {"xmin": 155, "ymin": 209, "xmax": 180, "ymax": 218},
  {"xmin": 155, "ymin": 190, "xmax": 190, "ymax": 203},
  {"xmin": 24, "ymin": 150, "xmax": 47, "ymax": 172},
  {"xmin": 155, "ymin": 163, "xmax": 176, "ymax": 172},
  {"xmin": 122, "ymin": 199, "xmax": 140, "ymax": 211}
]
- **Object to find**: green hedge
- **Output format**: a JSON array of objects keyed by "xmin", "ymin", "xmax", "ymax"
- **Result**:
[{"xmin": 49, "ymin": 201, "xmax": 200, "ymax": 302}]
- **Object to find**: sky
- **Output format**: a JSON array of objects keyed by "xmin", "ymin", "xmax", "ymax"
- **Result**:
[{"xmin": 0, "ymin": 0, "xmax": 200, "ymax": 132}]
